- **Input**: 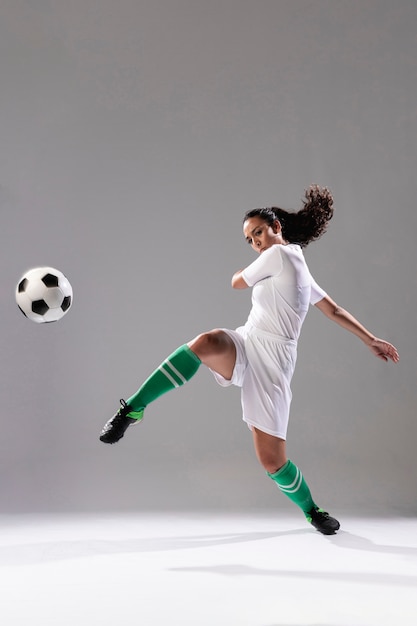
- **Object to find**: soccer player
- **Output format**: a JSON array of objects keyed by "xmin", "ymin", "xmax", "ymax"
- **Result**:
[{"xmin": 99, "ymin": 185, "xmax": 399, "ymax": 534}]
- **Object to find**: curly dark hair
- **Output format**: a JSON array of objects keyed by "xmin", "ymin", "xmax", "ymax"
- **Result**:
[{"xmin": 243, "ymin": 185, "xmax": 334, "ymax": 247}]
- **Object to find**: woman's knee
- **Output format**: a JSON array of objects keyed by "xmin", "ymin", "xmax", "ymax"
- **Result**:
[
  {"xmin": 188, "ymin": 330, "xmax": 236, "ymax": 379},
  {"xmin": 188, "ymin": 329, "xmax": 229, "ymax": 359},
  {"xmin": 252, "ymin": 429, "xmax": 287, "ymax": 474},
  {"xmin": 258, "ymin": 453, "xmax": 287, "ymax": 475}
]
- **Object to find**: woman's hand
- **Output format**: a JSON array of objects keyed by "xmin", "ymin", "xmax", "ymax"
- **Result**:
[{"xmin": 368, "ymin": 338, "xmax": 400, "ymax": 363}]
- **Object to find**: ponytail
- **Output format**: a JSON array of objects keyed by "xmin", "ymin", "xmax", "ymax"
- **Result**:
[{"xmin": 244, "ymin": 185, "xmax": 334, "ymax": 247}]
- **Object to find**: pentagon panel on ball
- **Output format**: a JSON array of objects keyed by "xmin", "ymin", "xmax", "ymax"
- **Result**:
[{"xmin": 15, "ymin": 266, "xmax": 73, "ymax": 323}]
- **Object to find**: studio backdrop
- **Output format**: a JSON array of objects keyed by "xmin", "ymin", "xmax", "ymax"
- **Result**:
[{"xmin": 1, "ymin": 0, "xmax": 415, "ymax": 515}]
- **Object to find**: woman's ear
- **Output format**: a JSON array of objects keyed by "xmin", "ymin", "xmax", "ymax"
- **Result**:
[{"xmin": 273, "ymin": 219, "xmax": 281, "ymax": 234}]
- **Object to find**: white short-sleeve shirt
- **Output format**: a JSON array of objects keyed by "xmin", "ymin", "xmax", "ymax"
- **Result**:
[
  {"xmin": 241, "ymin": 244, "xmax": 326, "ymax": 340},
  {"xmin": 211, "ymin": 243, "xmax": 327, "ymax": 438}
]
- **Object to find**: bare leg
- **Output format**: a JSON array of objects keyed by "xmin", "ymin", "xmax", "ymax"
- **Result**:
[
  {"xmin": 251, "ymin": 427, "xmax": 288, "ymax": 474},
  {"xmin": 188, "ymin": 329, "xmax": 237, "ymax": 380}
]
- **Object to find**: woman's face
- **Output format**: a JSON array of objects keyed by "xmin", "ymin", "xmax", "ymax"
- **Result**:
[{"xmin": 243, "ymin": 216, "xmax": 282, "ymax": 254}]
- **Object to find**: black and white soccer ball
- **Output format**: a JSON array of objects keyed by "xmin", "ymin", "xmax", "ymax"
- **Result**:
[{"xmin": 15, "ymin": 266, "xmax": 73, "ymax": 323}]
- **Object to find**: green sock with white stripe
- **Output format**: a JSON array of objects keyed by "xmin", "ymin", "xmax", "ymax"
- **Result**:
[
  {"xmin": 125, "ymin": 344, "xmax": 201, "ymax": 417},
  {"xmin": 267, "ymin": 460, "xmax": 317, "ymax": 517}
]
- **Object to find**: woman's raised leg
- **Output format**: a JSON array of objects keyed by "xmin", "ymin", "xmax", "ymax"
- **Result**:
[{"xmin": 100, "ymin": 329, "xmax": 236, "ymax": 444}]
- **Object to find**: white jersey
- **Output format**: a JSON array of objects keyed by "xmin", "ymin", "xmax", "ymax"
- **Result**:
[
  {"xmin": 241, "ymin": 244, "xmax": 326, "ymax": 340},
  {"xmin": 212, "ymin": 243, "xmax": 327, "ymax": 439}
]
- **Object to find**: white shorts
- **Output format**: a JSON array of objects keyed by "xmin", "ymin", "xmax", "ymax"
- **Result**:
[{"xmin": 211, "ymin": 326, "xmax": 297, "ymax": 439}]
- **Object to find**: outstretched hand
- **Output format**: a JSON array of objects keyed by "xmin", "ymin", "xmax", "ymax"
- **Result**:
[{"xmin": 368, "ymin": 338, "xmax": 399, "ymax": 363}]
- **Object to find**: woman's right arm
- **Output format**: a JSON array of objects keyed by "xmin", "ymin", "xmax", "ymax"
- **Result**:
[
  {"xmin": 232, "ymin": 246, "xmax": 283, "ymax": 290},
  {"xmin": 231, "ymin": 270, "xmax": 249, "ymax": 289}
]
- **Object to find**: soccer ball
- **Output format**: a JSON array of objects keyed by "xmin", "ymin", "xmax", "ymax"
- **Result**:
[{"xmin": 15, "ymin": 266, "xmax": 73, "ymax": 323}]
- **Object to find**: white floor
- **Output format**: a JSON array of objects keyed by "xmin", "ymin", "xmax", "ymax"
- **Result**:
[{"xmin": 0, "ymin": 512, "xmax": 416, "ymax": 626}]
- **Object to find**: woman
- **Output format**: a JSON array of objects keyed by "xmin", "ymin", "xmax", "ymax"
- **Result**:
[{"xmin": 100, "ymin": 185, "xmax": 399, "ymax": 535}]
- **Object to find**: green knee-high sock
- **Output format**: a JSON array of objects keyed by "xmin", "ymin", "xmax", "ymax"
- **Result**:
[
  {"xmin": 126, "ymin": 344, "xmax": 201, "ymax": 416},
  {"xmin": 268, "ymin": 460, "xmax": 317, "ymax": 517}
]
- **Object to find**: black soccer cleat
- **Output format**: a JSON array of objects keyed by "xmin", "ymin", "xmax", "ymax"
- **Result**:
[
  {"xmin": 306, "ymin": 507, "xmax": 340, "ymax": 535},
  {"xmin": 99, "ymin": 399, "xmax": 144, "ymax": 444}
]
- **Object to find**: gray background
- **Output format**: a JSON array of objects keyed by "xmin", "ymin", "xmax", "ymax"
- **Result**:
[{"xmin": 1, "ymin": 0, "xmax": 415, "ymax": 516}]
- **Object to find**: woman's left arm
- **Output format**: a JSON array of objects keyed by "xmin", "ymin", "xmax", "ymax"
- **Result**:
[{"xmin": 315, "ymin": 295, "xmax": 400, "ymax": 363}]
